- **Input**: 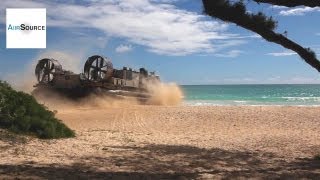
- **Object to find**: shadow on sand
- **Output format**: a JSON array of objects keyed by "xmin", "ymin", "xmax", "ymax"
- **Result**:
[{"xmin": 0, "ymin": 144, "xmax": 319, "ymax": 179}]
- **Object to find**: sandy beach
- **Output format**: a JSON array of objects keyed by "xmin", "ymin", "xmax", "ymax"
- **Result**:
[{"xmin": 1, "ymin": 105, "xmax": 320, "ymax": 179}]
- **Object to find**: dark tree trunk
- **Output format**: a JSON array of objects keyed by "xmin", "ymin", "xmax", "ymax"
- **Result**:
[
  {"xmin": 202, "ymin": 0, "xmax": 320, "ymax": 72},
  {"xmin": 254, "ymin": 0, "xmax": 320, "ymax": 8}
]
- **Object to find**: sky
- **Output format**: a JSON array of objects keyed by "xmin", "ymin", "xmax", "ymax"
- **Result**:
[{"xmin": 0, "ymin": 0, "xmax": 320, "ymax": 85}]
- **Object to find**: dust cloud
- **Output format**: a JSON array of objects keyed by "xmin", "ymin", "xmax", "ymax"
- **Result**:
[
  {"xmin": 37, "ymin": 51, "xmax": 83, "ymax": 73},
  {"xmin": 3, "ymin": 59, "xmax": 37, "ymax": 93},
  {"xmin": 146, "ymin": 82, "xmax": 183, "ymax": 106},
  {"xmin": 3, "ymin": 50, "xmax": 83, "ymax": 93},
  {"xmin": 33, "ymin": 88, "xmax": 140, "ymax": 112},
  {"xmin": 33, "ymin": 81, "xmax": 184, "ymax": 112}
]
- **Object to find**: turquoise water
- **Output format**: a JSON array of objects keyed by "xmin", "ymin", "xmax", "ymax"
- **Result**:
[{"xmin": 181, "ymin": 84, "xmax": 320, "ymax": 106}]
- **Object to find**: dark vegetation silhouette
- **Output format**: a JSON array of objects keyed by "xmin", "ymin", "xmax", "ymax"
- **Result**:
[
  {"xmin": 254, "ymin": 0, "xmax": 320, "ymax": 7},
  {"xmin": 202, "ymin": 0, "xmax": 320, "ymax": 72},
  {"xmin": 0, "ymin": 81, "xmax": 75, "ymax": 139},
  {"xmin": 0, "ymin": 144, "xmax": 319, "ymax": 179}
]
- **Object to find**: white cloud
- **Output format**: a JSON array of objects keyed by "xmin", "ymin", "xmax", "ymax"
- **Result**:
[
  {"xmin": 222, "ymin": 77, "xmax": 258, "ymax": 84},
  {"xmin": 267, "ymin": 51, "xmax": 297, "ymax": 57},
  {"xmin": 150, "ymin": 0, "xmax": 179, "ymax": 3},
  {"xmin": 265, "ymin": 76, "xmax": 320, "ymax": 84},
  {"xmin": 115, "ymin": 44, "xmax": 133, "ymax": 53},
  {"xmin": 215, "ymin": 50, "xmax": 244, "ymax": 58},
  {"xmin": 270, "ymin": 5, "xmax": 288, "ymax": 10},
  {"xmin": 231, "ymin": 76, "xmax": 320, "ymax": 84},
  {"xmin": 267, "ymin": 76, "xmax": 281, "ymax": 82},
  {"xmin": 247, "ymin": 34, "xmax": 261, "ymax": 39},
  {"xmin": 199, "ymin": 76, "xmax": 320, "ymax": 84},
  {"xmin": 224, "ymin": 33, "xmax": 261, "ymax": 39},
  {"xmin": 266, "ymin": 76, "xmax": 320, "ymax": 84},
  {"xmin": 279, "ymin": 7, "xmax": 320, "ymax": 16},
  {"xmin": 316, "ymin": 33, "xmax": 320, "ymax": 36},
  {"xmin": 0, "ymin": 0, "xmax": 245, "ymax": 56},
  {"xmin": 288, "ymin": 77, "xmax": 320, "ymax": 84}
]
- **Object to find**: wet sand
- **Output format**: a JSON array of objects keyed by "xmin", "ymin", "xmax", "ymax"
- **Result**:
[{"xmin": 1, "ymin": 105, "xmax": 320, "ymax": 179}]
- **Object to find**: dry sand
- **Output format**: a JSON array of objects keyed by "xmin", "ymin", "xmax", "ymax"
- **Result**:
[{"xmin": 1, "ymin": 105, "xmax": 320, "ymax": 179}]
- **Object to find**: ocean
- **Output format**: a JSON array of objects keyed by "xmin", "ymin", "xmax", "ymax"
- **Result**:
[{"xmin": 181, "ymin": 84, "xmax": 320, "ymax": 106}]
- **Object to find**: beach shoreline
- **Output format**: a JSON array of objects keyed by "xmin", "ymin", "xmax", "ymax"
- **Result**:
[{"xmin": 1, "ymin": 105, "xmax": 320, "ymax": 178}]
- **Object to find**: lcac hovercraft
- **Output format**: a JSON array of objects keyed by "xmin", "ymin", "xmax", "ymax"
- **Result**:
[{"xmin": 33, "ymin": 55, "xmax": 160, "ymax": 100}]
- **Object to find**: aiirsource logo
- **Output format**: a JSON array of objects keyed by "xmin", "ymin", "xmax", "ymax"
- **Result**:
[
  {"xmin": 7, "ymin": 24, "xmax": 46, "ymax": 31},
  {"xmin": 6, "ymin": 8, "xmax": 46, "ymax": 48}
]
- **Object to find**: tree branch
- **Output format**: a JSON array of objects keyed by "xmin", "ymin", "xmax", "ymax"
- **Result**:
[
  {"xmin": 202, "ymin": 0, "xmax": 320, "ymax": 72},
  {"xmin": 253, "ymin": 0, "xmax": 320, "ymax": 8}
]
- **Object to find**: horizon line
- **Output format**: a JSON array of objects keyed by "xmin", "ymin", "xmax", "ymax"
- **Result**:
[{"xmin": 179, "ymin": 83, "xmax": 320, "ymax": 86}]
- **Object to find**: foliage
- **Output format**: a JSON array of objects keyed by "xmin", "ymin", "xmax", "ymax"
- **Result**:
[
  {"xmin": 203, "ymin": 0, "xmax": 277, "ymax": 31},
  {"xmin": 253, "ymin": 0, "xmax": 320, "ymax": 8},
  {"xmin": 0, "ymin": 80, "xmax": 75, "ymax": 139},
  {"xmin": 202, "ymin": 0, "xmax": 320, "ymax": 72}
]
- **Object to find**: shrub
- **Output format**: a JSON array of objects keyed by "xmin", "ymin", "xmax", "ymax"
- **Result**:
[{"xmin": 0, "ymin": 80, "xmax": 75, "ymax": 139}]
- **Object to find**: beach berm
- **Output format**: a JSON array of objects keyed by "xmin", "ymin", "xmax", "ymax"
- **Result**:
[{"xmin": 0, "ymin": 104, "xmax": 319, "ymax": 179}]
